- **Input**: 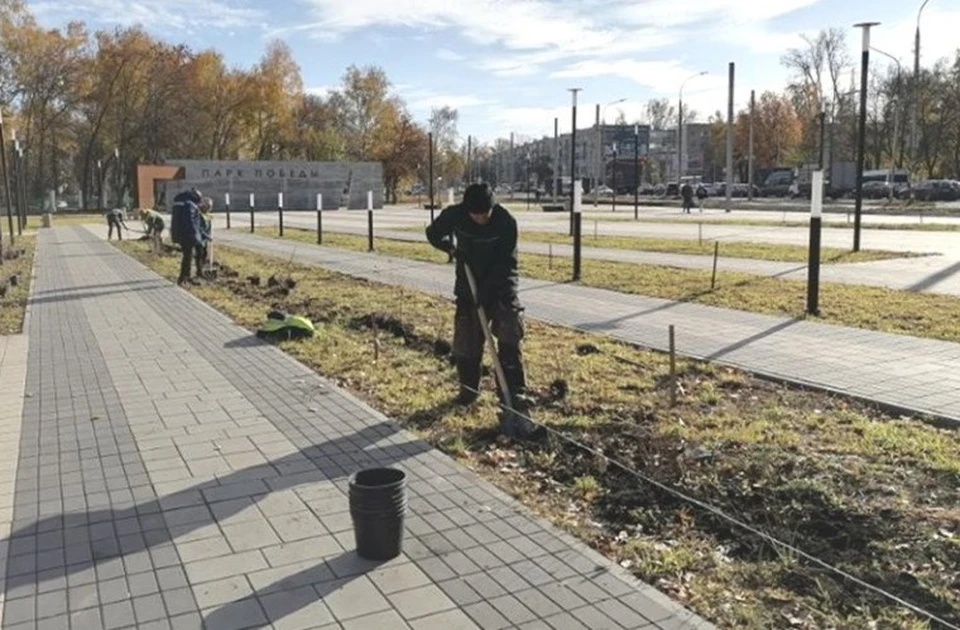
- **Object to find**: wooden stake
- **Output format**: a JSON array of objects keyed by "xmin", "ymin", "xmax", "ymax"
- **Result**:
[
  {"xmin": 669, "ymin": 325, "xmax": 677, "ymax": 408},
  {"xmin": 711, "ymin": 242, "xmax": 719, "ymax": 290}
]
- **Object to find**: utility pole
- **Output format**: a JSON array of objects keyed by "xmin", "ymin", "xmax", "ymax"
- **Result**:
[
  {"xmin": 569, "ymin": 87, "xmax": 582, "ymax": 277},
  {"xmin": 853, "ymin": 22, "xmax": 880, "ymax": 252},
  {"xmin": 911, "ymin": 0, "xmax": 930, "ymax": 168},
  {"xmin": 612, "ymin": 145, "xmax": 618, "ymax": 212},
  {"xmin": 633, "ymin": 124, "xmax": 640, "ymax": 220},
  {"xmin": 819, "ymin": 103, "xmax": 827, "ymax": 171},
  {"xmin": 553, "ymin": 117, "xmax": 559, "ymax": 202},
  {"xmin": 466, "ymin": 135, "xmax": 472, "ymax": 184},
  {"xmin": 428, "ymin": 132, "xmax": 434, "ymax": 220},
  {"xmin": 509, "ymin": 132, "xmax": 515, "ymax": 191},
  {"xmin": 594, "ymin": 104, "xmax": 600, "ymax": 207},
  {"xmin": 14, "ymin": 141, "xmax": 24, "ymax": 234},
  {"xmin": 0, "ymin": 111, "xmax": 14, "ymax": 246},
  {"xmin": 748, "ymin": 90, "xmax": 755, "ymax": 201},
  {"xmin": 97, "ymin": 158, "xmax": 104, "ymax": 214},
  {"xmin": 114, "ymin": 147, "xmax": 121, "ymax": 209},
  {"xmin": 725, "ymin": 62, "xmax": 735, "ymax": 213}
]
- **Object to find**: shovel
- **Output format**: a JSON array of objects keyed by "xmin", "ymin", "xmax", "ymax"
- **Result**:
[{"xmin": 460, "ymin": 259, "xmax": 541, "ymax": 439}]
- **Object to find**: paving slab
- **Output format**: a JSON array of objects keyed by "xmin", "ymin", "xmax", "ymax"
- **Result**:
[
  {"xmin": 0, "ymin": 226, "xmax": 713, "ymax": 629},
  {"xmin": 216, "ymin": 213, "xmax": 960, "ymax": 296},
  {"xmin": 208, "ymin": 228, "xmax": 960, "ymax": 424}
]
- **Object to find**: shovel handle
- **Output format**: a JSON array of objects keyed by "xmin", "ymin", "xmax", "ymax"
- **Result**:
[{"xmin": 460, "ymin": 260, "xmax": 513, "ymax": 408}]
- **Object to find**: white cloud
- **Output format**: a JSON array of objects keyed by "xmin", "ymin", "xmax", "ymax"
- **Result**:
[
  {"xmin": 305, "ymin": 85, "xmax": 335, "ymax": 97},
  {"xmin": 551, "ymin": 59, "xmax": 727, "ymax": 96},
  {"xmin": 30, "ymin": 0, "xmax": 262, "ymax": 30},
  {"xmin": 293, "ymin": 0, "xmax": 677, "ymax": 76},
  {"xmin": 436, "ymin": 48, "xmax": 464, "ymax": 62},
  {"xmin": 396, "ymin": 86, "xmax": 488, "ymax": 113},
  {"xmin": 613, "ymin": 0, "xmax": 821, "ymax": 28},
  {"xmin": 871, "ymin": 5, "xmax": 960, "ymax": 69}
]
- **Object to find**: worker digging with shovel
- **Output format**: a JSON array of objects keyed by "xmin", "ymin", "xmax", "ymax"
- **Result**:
[{"xmin": 427, "ymin": 183, "xmax": 543, "ymax": 440}]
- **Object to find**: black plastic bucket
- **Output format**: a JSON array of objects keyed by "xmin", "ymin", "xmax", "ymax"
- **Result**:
[{"xmin": 348, "ymin": 467, "xmax": 407, "ymax": 560}]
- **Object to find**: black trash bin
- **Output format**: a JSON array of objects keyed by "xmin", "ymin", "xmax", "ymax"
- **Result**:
[{"xmin": 349, "ymin": 467, "xmax": 407, "ymax": 560}]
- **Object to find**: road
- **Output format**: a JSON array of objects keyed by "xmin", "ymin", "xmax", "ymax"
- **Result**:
[{"xmin": 225, "ymin": 206, "xmax": 960, "ymax": 256}]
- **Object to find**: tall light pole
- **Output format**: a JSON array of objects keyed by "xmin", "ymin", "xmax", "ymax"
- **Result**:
[
  {"xmin": 597, "ymin": 98, "xmax": 625, "ymax": 206},
  {"xmin": 114, "ymin": 147, "xmax": 121, "ymax": 209},
  {"xmin": 748, "ymin": 90, "xmax": 755, "ymax": 201},
  {"xmin": 871, "ymin": 46, "xmax": 903, "ymax": 174},
  {"xmin": 553, "ymin": 117, "xmax": 559, "ymax": 202},
  {"xmin": 633, "ymin": 124, "xmax": 640, "ymax": 220},
  {"xmin": 911, "ymin": 0, "xmax": 930, "ymax": 167},
  {"xmin": 679, "ymin": 71, "xmax": 708, "ymax": 186},
  {"xmin": 725, "ymin": 63, "xmax": 734, "ymax": 213},
  {"xmin": 0, "ymin": 111, "xmax": 13, "ymax": 246},
  {"xmin": 569, "ymin": 87, "xmax": 582, "ymax": 278},
  {"xmin": 853, "ymin": 22, "xmax": 880, "ymax": 252}
]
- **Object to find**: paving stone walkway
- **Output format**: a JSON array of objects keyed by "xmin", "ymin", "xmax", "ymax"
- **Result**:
[
  {"xmin": 0, "ymin": 226, "xmax": 713, "ymax": 629},
  {"xmin": 208, "ymin": 228, "xmax": 960, "ymax": 424},
  {"xmin": 224, "ymin": 214, "xmax": 960, "ymax": 297}
]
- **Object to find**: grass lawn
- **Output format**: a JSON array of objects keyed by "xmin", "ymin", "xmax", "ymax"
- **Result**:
[
  {"xmin": 115, "ymin": 238, "xmax": 960, "ymax": 630},
  {"xmin": 514, "ymin": 231, "xmax": 912, "ymax": 264},
  {"xmin": 25, "ymin": 213, "xmax": 104, "ymax": 229},
  {"xmin": 245, "ymin": 225, "xmax": 960, "ymax": 344},
  {"xmin": 0, "ymin": 236, "xmax": 35, "ymax": 334}
]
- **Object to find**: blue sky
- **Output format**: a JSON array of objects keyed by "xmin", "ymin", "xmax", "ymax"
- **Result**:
[{"xmin": 28, "ymin": 0, "xmax": 960, "ymax": 144}]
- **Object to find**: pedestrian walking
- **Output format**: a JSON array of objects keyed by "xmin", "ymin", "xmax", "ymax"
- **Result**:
[
  {"xmin": 696, "ymin": 184, "xmax": 708, "ymax": 213},
  {"xmin": 681, "ymin": 182, "xmax": 694, "ymax": 214}
]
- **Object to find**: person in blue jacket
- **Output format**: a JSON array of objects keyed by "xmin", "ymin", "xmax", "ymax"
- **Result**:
[{"xmin": 171, "ymin": 189, "xmax": 211, "ymax": 285}]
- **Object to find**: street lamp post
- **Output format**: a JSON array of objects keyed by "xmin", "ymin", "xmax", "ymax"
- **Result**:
[
  {"xmin": 525, "ymin": 152, "xmax": 531, "ymax": 211},
  {"xmin": 679, "ymin": 71, "xmax": 708, "ymax": 187},
  {"xmin": 428, "ymin": 132, "xmax": 434, "ymax": 221},
  {"xmin": 611, "ymin": 144, "xmax": 618, "ymax": 212},
  {"xmin": 872, "ymin": 46, "xmax": 903, "ymax": 174},
  {"xmin": 553, "ymin": 117, "xmax": 559, "ymax": 202},
  {"xmin": 97, "ymin": 158, "xmax": 104, "ymax": 214},
  {"xmin": 114, "ymin": 147, "xmax": 121, "ymax": 209},
  {"xmin": 911, "ymin": 0, "xmax": 930, "ymax": 166},
  {"xmin": 0, "ymin": 111, "xmax": 13, "ymax": 245},
  {"xmin": 569, "ymin": 87, "xmax": 582, "ymax": 278},
  {"xmin": 853, "ymin": 22, "xmax": 880, "ymax": 253},
  {"xmin": 633, "ymin": 124, "xmax": 640, "ymax": 220},
  {"xmin": 15, "ymin": 142, "xmax": 24, "ymax": 234}
]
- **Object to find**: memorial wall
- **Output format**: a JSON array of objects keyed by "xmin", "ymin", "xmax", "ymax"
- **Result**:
[{"xmin": 161, "ymin": 160, "xmax": 384, "ymax": 210}]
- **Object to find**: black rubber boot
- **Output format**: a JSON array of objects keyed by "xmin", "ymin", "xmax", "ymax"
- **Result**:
[
  {"xmin": 455, "ymin": 358, "xmax": 481, "ymax": 405},
  {"xmin": 497, "ymin": 345, "xmax": 544, "ymax": 439}
]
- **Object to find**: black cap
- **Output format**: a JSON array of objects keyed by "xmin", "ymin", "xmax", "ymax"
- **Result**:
[{"xmin": 463, "ymin": 183, "xmax": 494, "ymax": 215}]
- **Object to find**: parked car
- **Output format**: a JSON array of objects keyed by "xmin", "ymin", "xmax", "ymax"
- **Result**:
[
  {"xmin": 861, "ymin": 180, "xmax": 894, "ymax": 199},
  {"xmin": 594, "ymin": 185, "xmax": 614, "ymax": 196},
  {"xmin": 912, "ymin": 179, "xmax": 960, "ymax": 202},
  {"xmin": 665, "ymin": 183, "xmax": 679, "ymax": 197},
  {"xmin": 638, "ymin": 183, "xmax": 657, "ymax": 195},
  {"xmin": 761, "ymin": 171, "xmax": 795, "ymax": 197},
  {"xmin": 715, "ymin": 183, "xmax": 761, "ymax": 198}
]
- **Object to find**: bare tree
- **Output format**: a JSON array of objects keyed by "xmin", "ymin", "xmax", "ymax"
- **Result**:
[{"xmin": 782, "ymin": 28, "xmax": 851, "ymax": 164}]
